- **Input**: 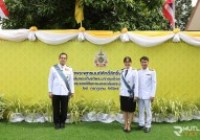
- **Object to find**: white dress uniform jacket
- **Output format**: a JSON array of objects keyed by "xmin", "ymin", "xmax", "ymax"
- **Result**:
[
  {"xmin": 138, "ymin": 68, "xmax": 156, "ymax": 99},
  {"xmin": 120, "ymin": 67, "xmax": 138, "ymax": 97},
  {"xmin": 48, "ymin": 64, "xmax": 74, "ymax": 96}
]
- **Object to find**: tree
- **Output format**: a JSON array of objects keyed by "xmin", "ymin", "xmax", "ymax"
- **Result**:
[
  {"xmin": 83, "ymin": 0, "xmax": 168, "ymax": 30},
  {"xmin": 0, "ymin": 0, "xmax": 192, "ymax": 30},
  {"xmin": 1, "ymin": 0, "xmax": 78, "ymax": 29},
  {"xmin": 175, "ymin": 0, "xmax": 192, "ymax": 30}
]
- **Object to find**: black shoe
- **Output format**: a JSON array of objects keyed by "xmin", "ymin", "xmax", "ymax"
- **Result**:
[
  {"xmin": 123, "ymin": 128, "xmax": 127, "ymax": 132},
  {"xmin": 144, "ymin": 127, "xmax": 151, "ymax": 133},
  {"xmin": 136, "ymin": 125, "xmax": 144, "ymax": 130},
  {"xmin": 127, "ymin": 129, "xmax": 131, "ymax": 133},
  {"xmin": 54, "ymin": 123, "xmax": 60, "ymax": 129},
  {"xmin": 60, "ymin": 123, "xmax": 65, "ymax": 129}
]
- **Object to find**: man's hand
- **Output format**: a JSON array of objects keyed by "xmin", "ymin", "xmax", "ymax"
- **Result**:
[
  {"xmin": 49, "ymin": 92, "xmax": 53, "ymax": 99},
  {"xmin": 134, "ymin": 96, "xmax": 138, "ymax": 101},
  {"xmin": 150, "ymin": 97, "xmax": 154, "ymax": 102}
]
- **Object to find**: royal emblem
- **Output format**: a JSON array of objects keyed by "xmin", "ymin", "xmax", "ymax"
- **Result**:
[{"xmin": 94, "ymin": 50, "xmax": 108, "ymax": 67}]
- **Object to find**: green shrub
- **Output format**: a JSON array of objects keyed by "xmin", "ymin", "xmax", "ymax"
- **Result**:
[
  {"xmin": 0, "ymin": 95, "xmax": 6, "ymax": 120},
  {"xmin": 2, "ymin": 96, "xmax": 200, "ymax": 123},
  {"xmin": 68, "ymin": 98, "xmax": 119, "ymax": 123}
]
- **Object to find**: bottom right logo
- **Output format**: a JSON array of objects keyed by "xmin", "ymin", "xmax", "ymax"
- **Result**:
[{"xmin": 173, "ymin": 125, "xmax": 200, "ymax": 137}]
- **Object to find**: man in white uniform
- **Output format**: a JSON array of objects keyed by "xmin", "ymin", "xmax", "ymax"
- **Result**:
[
  {"xmin": 48, "ymin": 52, "xmax": 74, "ymax": 129},
  {"xmin": 135, "ymin": 56, "xmax": 157, "ymax": 133}
]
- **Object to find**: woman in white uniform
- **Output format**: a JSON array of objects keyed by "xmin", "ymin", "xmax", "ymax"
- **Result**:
[{"xmin": 120, "ymin": 56, "xmax": 138, "ymax": 132}]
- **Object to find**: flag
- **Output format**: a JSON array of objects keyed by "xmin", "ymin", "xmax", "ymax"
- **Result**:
[
  {"xmin": 75, "ymin": 0, "xmax": 84, "ymax": 24},
  {"xmin": 0, "ymin": 0, "xmax": 9, "ymax": 19},
  {"xmin": 162, "ymin": 0, "xmax": 175, "ymax": 27}
]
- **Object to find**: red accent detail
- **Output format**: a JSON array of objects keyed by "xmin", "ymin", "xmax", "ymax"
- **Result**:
[
  {"xmin": 0, "ymin": 0, "xmax": 9, "ymax": 17},
  {"xmin": 167, "ymin": 0, "xmax": 174, "ymax": 4},
  {"xmin": 162, "ymin": 0, "xmax": 174, "ymax": 26}
]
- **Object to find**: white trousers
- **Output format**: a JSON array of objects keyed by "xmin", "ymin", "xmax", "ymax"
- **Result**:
[{"xmin": 138, "ymin": 99, "xmax": 152, "ymax": 128}]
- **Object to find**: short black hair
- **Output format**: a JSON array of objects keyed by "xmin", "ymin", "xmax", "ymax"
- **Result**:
[
  {"xmin": 123, "ymin": 56, "xmax": 132, "ymax": 63},
  {"xmin": 59, "ymin": 52, "xmax": 67, "ymax": 58},
  {"xmin": 140, "ymin": 56, "xmax": 149, "ymax": 62}
]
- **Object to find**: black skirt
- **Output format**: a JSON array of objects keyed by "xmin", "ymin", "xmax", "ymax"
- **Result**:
[{"xmin": 120, "ymin": 96, "xmax": 136, "ymax": 112}]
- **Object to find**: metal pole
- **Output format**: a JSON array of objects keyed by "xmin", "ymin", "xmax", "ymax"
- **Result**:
[
  {"xmin": 80, "ymin": 22, "xmax": 83, "ymax": 27},
  {"xmin": 173, "ymin": 0, "xmax": 176, "ymax": 29}
]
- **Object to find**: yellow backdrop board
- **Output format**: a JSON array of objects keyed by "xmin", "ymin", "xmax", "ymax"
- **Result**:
[{"xmin": 0, "ymin": 40, "xmax": 200, "ymax": 106}]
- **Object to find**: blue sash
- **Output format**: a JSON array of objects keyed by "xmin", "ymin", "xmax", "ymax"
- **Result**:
[
  {"xmin": 121, "ymin": 74, "xmax": 135, "ymax": 97},
  {"xmin": 54, "ymin": 64, "xmax": 71, "ymax": 95}
]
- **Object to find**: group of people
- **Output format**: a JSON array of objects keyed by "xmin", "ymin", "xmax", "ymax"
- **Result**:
[{"xmin": 48, "ymin": 53, "xmax": 157, "ymax": 134}]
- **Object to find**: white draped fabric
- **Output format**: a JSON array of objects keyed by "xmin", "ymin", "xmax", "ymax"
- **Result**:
[
  {"xmin": 120, "ymin": 33, "xmax": 130, "ymax": 42},
  {"xmin": 0, "ymin": 29, "xmax": 29, "ymax": 42},
  {"xmin": 28, "ymin": 32, "xmax": 37, "ymax": 41},
  {"xmin": 35, "ymin": 31, "xmax": 78, "ymax": 45},
  {"xmin": 179, "ymin": 33, "xmax": 200, "ymax": 47},
  {"xmin": 172, "ymin": 33, "xmax": 181, "ymax": 43},
  {"xmin": 0, "ymin": 29, "xmax": 200, "ymax": 47},
  {"xmin": 128, "ymin": 32, "xmax": 174, "ymax": 47},
  {"xmin": 77, "ymin": 32, "xmax": 85, "ymax": 42},
  {"xmin": 83, "ymin": 32, "xmax": 120, "ymax": 45}
]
